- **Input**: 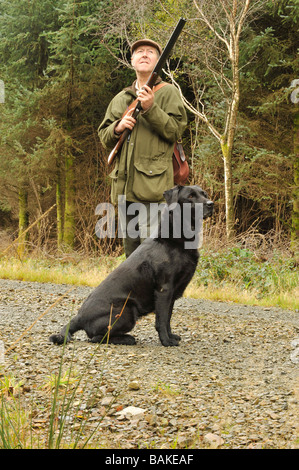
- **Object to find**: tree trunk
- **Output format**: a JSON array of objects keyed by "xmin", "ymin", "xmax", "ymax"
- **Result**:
[
  {"xmin": 56, "ymin": 162, "xmax": 64, "ymax": 250},
  {"xmin": 17, "ymin": 187, "xmax": 29, "ymax": 257},
  {"xmin": 221, "ymin": 140, "xmax": 235, "ymax": 240},
  {"xmin": 62, "ymin": 2, "xmax": 76, "ymax": 250},
  {"xmin": 291, "ymin": 110, "xmax": 299, "ymax": 247},
  {"xmin": 63, "ymin": 152, "xmax": 75, "ymax": 249}
]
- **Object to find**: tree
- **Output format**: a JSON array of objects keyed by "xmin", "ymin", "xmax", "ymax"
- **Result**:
[
  {"xmin": 41, "ymin": 0, "xmax": 124, "ymax": 250},
  {"xmin": 293, "ymin": 107, "xmax": 299, "ymax": 246},
  {"xmin": 0, "ymin": 0, "xmax": 123, "ymax": 253},
  {"xmin": 236, "ymin": 0, "xmax": 298, "ymax": 242},
  {"xmin": 166, "ymin": 0, "xmax": 261, "ymax": 239},
  {"xmin": 0, "ymin": 0, "xmax": 60, "ymax": 254}
]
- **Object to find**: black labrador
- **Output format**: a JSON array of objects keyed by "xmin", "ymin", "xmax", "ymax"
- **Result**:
[{"xmin": 49, "ymin": 185, "xmax": 213, "ymax": 347}]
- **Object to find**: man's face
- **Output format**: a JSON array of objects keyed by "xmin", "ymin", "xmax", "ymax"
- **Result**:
[{"xmin": 131, "ymin": 46, "xmax": 159, "ymax": 75}]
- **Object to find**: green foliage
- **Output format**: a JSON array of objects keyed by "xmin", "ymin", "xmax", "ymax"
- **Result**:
[
  {"xmin": 195, "ymin": 246, "xmax": 298, "ymax": 302},
  {"xmin": 0, "ymin": 0, "xmax": 60, "ymax": 86}
]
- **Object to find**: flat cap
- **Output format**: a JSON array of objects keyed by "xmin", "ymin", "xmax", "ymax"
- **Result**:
[{"xmin": 131, "ymin": 39, "xmax": 162, "ymax": 55}]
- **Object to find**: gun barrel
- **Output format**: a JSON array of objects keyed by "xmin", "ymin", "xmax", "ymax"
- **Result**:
[{"xmin": 151, "ymin": 18, "xmax": 186, "ymax": 79}]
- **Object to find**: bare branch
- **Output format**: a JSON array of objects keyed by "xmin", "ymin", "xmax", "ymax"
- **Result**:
[
  {"xmin": 163, "ymin": 67, "xmax": 221, "ymax": 142},
  {"xmin": 193, "ymin": 0, "xmax": 231, "ymax": 53},
  {"xmin": 203, "ymin": 51, "xmax": 233, "ymax": 93},
  {"xmin": 100, "ymin": 40, "xmax": 133, "ymax": 70}
]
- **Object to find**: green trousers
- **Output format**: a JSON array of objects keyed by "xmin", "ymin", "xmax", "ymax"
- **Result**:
[{"xmin": 119, "ymin": 201, "xmax": 164, "ymax": 258}]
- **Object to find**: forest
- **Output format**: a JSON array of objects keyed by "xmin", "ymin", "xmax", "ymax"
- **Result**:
[{"xmin": 0, "ymin": 0, "xmax": 298, "ymax": 307}]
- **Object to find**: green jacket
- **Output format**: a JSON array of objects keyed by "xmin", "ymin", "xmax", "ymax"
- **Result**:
[{"xmin": 98, "ymin": 79, "xmax": 187, "ymax": 204}]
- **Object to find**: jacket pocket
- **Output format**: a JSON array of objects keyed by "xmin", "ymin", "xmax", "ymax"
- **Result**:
[
  {"xmin": 109, "ymin": 167, "xmax": 118, "ymax": 205},
  {"xmin": 132, "ymin": 160, "xmax": 169, "ymax": 202}
]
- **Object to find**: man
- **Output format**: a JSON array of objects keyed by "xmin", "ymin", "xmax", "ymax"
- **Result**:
[{"xmin": 98, "ymin": 39, "xmax": 187, "ymax": 257}]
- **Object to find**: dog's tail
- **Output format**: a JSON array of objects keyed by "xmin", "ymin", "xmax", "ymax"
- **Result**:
[{"xmin": 49, "ymin": 315, "xmax": 81, "ymax": 345}]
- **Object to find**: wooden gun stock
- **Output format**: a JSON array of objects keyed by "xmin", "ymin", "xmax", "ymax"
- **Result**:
[
  {"xmin": 107, "ymin": 128, "xmax": 130, "ymax": 165},
  {"xmin": 107, "ymin": 18, "xmax": 186, "ymax": 166}
]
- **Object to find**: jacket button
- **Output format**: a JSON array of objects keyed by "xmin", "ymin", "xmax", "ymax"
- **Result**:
[{"xmin": 149, "ymin": 170, "xmax": 152, "ymax": 174}]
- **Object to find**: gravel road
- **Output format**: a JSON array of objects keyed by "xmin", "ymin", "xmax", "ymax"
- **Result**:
[{"xmin": 0, "ymin": 278, "xmax": 298, "ymax": 449}]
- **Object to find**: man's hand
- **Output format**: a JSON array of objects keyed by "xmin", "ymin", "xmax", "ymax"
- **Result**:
[
  {"xmin": 114, "ymin": 108, "xmax": 136, "ymax": 135},
  {"xmin": 137, "ymin": 85, "xmax": 154, "ymax": 112}
]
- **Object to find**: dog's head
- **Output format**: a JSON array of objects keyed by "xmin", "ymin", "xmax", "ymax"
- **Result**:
[
  {"xmin": 163, "ymin": 185, "xmax": 214, "ymax": 220},
  {"xmin": 159, "ymin": 185, "xmax": 213, "ymax": 248}
]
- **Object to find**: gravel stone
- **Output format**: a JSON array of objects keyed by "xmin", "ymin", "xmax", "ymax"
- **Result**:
[{"xmin": 0, "ymin": 279, "xmax": 298, "ymax": 449}]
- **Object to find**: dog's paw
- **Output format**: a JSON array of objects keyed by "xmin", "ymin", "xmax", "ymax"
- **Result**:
[
  {"xmin": 169, "ymin": 333, "xmax": 181, "ymax": 341},
  {"xmin": 161, "ymin": 337, "xmax": 180, "ymax": 347},
  {"xmin": 91, "ymin": 334, "xmax": 137, "ymax": 345},
  {"xmin": 49, "ymin": 334, "xmax": 63, "ymax": 345},
  {"xmin": 110, "ymin": 334, "xmax": 136, "ymax": 345},
  {"xmin": 168, "ymin": 337, "xmax": 180, "ymax": 346},
  {"xmin": 49, "ymin": 333, "xmax": 71, "ymax": 345}
]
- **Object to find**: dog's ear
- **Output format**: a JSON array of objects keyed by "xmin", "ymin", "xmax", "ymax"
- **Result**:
[{"xmin": 163, "ymin": 186, "xmax": 183, "ymax": 205}]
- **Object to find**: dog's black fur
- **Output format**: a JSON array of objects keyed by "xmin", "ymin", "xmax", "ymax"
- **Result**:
[{"xmin": 49, "ymin": 185, "xmax": 213, "ymax": 347}]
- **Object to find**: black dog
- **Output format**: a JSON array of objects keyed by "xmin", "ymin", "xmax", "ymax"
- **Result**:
[{"xmin": 49, "ymin": 185, "xmax": 213, "ymax": 347}]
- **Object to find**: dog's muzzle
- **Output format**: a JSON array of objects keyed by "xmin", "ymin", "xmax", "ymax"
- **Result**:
[{"xmin": 203, "ymin": 200, "xmax": 214, "ymax": 219}]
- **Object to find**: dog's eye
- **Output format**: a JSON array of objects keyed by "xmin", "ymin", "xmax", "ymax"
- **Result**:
[{"xmin": 188, "ymin": 193, "xmax": 194, "ymax": 199}]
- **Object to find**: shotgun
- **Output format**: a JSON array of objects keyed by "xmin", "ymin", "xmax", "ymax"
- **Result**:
[{"xmin": 107, "ymin": 17, "xmax": 186, "ymax": 166}]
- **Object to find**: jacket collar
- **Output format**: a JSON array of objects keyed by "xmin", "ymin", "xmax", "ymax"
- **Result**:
[{"xmin": 124, "ymin": 76, "xmax": 163, "ymax": 96}]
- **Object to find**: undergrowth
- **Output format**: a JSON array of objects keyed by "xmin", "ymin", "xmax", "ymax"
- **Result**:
[
  {"xmin": 0, "ymin": 244, "xmax": 298, "ymax": 310},
  {"xmin": 189, "ymin": 246, "xmax": 298, "ymax": 310}
]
